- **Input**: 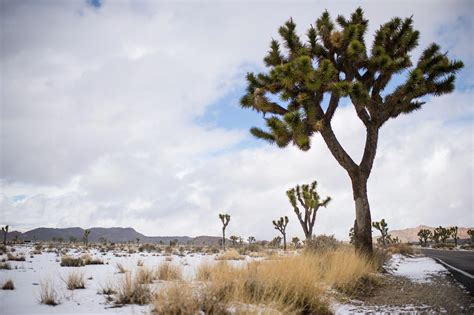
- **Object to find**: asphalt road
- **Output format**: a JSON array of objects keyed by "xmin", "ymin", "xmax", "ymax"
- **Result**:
[{"xmin": 421, "ymin": 248, "xmax": 474, "ymax": 295}]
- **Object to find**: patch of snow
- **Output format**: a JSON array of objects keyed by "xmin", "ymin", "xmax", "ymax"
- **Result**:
[
  {"xmin": 387, "ymin": 254, "xmax": 448, "ymax": 283},
  {"xmin": 332, "ymin": 302, "xmax": 446, "ymax": 314}
]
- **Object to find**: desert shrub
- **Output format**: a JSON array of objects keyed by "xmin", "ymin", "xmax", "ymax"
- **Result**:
[
  {"xmin": 98, "ymin": 281, "xmax": 116, "ymax": 295},
  {"xmin": 0, "ymin": 245, "xmax": 7, "ymax": 254},
  {"xmin": 35, "ymin": 244, "xmax": 43, "ymax": 251},
  {"xmin": 39, "ymin": 279, "xmax": 60, "ymax": 306},
  {"xmin": 385, "ymin": 243, "xmax": 414, "ymax": 256},
  {"xmin": 64, "ymin": 271, "xmax": 85, "ymax": 290},
  {"xmin": 151, "ymin": 281, "xmax": 229, "ymax": 315},
  {"xmin": 335, "ymin": 273, "xmax": 382, "ymax": 298},
  {"xmin": 137, "ymin": 259, "xmax": 144, "ymax": 267},
  {"xmin": 0, "ymin": 262, "xmax": 12, "ymax": 270},
  {"xmin": 215, "ymin": 249, "xmax": 244, "ymax": 261},
  {"xmin": 136, "ymin": 267, "xmax": 154, "ymax": 284},
  {"xmin": 195, "ymin": 262, "xmax": 234, "ymax": 282},
  {"xmin": 7, "ymin": 253, "xmax": 26, "ymax": 261},
  {"xmin": 115, "ymin": 272, "xmax": 151, "ymax": 305},
  {"xmin": 304, "ymin": 234, "xmax": 340, "ymax": 253},
  {"xmin": 60, "ymin": 256, "xmax": 83, "ymax": 267},
  {"xmin": 2, "ymin": 279, "xmax": 14, "ymax": 290},
  {"xmin": 82, "ymin": 254, "xmax": 104, "ymax": 265},
  {"xmin": 138, "ymin": 244, "xmax": 157, "ymax": 252},
  {"xmin": 432, "ymin": 243, "xmax": 456, "ymax": 249},
  {"xmin": 116, "ymin": 262, "xmax": 127, "ymax": 273},
  {"xmin": 155, "ymin": 262, "xmax": 183, "ymax": 281}
]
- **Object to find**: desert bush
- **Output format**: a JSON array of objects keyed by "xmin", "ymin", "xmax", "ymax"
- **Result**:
[
  {"xmin": 116, "ymin": 262, "xmax": 127, "ymax": 273},
  {"xmin": 215, "ymin": 249, "xmax": 244, "ymax": 261},
  {"xmin": 98, "ymin": 281, "xmax": 116, "ymax": 295},
  {"xmin": 0, "ymin": 245, "xmax": 7, "ymax": 254},
  {"xmin": 151, "ymin": 281, "xmax": 229, "ymax": 315},
  {"xmin": 304, "ymin": 234, "xmax": 340, "ymax": 253},
  {"xmin": 2, "ymin": 279, "xmax": 14, "ymax": 290},
  {"xmin": 115, "ymin": 272, "xmax": 151, "ymax": 305},
  {"xmin": 81, "ymin": 254, "xmax": 104, "ymax": 265},
  {"xmin": 64, "ymin": 271, "xmax": 85, "ymax": 290},
  {"xmin": 137, "ymin": 259, "xmax": 144, "ymax": 267},
  {"xmin": 60, "ymin": 256, "xmax": 84, "ymax": 267},
  {"xmin": 194, "ymin": 247, "xmax": 377, "ymax": 314},
  {"xmin": 39, "ymin": 279, "xmax": 60, "ymax": 306},
  {"xmin": 155, "ymin": 262, "xmax": 183, "ymax": 281},
  {"xmin": 136, "ymin": 267, "xmax": 154, "ymax": 284},
  {"xmin": 385, "ymin": 243, "xmax": 414, "ymax": 256},
  {"xmin": 432, "ymin": 243, "xmax": 456, "ymax": 249},
  {"xmin": 7, "ymin": 253, "xmax": 26, "ymax": 261},
  {"xmin": 0, "ymin": 262, "xmax": 12, "ymax": 270}
]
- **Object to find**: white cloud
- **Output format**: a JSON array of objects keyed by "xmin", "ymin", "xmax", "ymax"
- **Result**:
[{"xmin": 1, "ymin": 1, "xmax": 472, "ymax": 239}]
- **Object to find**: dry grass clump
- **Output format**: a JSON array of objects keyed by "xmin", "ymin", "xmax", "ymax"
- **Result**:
[
  {"xmin": 39, "ymin": 279, "xmax": 60, "ymax": 306},
  {"xmin": 155, "ymin": 262, "xmax": 183, "ymax": 281},
  {"xmin": 116, "ymin": 262, "xmax": 127, "ymax": 273},
  {"xmin": 151, "ymin": 281, "xmax": 228, "ymax": 315},
  {"xmin": 136, "ymin": 267, "xmax": 154, "ymax": 284},
  {"xmin": 7, "ymin": 253, "xmax": 26, "ymax": 261},
  {"xmin": 2, "ymin": 279, "xmax": 14, "ymax": 290},
  {"xmin": 194, "ymin": 247, "xmax": 378, "ymax": 314},
  {"xmin": 115, "ymin": 272, "xmax": 151, "ymax": 305},
  {"xmin": 385, "ymin": 243, "xmax": 415, "ymax": 256},
  {"xmin": 215, "ymin": 249, "xmax": 244, "ymax": 261},
  {"xmin": 81, "ymin": 254, "xmax": 104, "ymax": 265},
  {"xmin": 98, "ymin": 280, "xmax": 117, "ymax": 295},
  {"xmin": 304, "ymin": 234, "xmax": 340, "ymax": 253},
  {"xmin": 0, "ymin": 262, "xmax": 12, "ymax": 270},
  {"xmin": 64, "ymin": 271, "xmax": 85, "ymax": 290},
  {"xmin": 60, "ymin": 256, "xmax": 84, "ymax": 267}
]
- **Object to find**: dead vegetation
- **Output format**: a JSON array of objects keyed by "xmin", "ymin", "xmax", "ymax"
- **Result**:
[
  {"xmin": 39, "ymin": 279, "xmax": 60, "ymax": 306},
  {"xmin": 2, "ymin": 279, "xmax": 14, "ymax": 290}
]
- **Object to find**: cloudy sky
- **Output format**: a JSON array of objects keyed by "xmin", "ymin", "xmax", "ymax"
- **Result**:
[{"xmin": 1, "ymin": 0, "xmax": 472, "ymax": 241}]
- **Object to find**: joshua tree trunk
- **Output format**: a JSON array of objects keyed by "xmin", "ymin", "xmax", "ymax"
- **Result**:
[
  {"xmin": 222, "ymin": 228, "xmax": 226, "ymax": 250},
  {"xmin": 282, "ymin": 233, "xmax": 287, "ymax": 251},
  {"xmin": 321, "ymin": 123, "xmax": 378, "ymax": 254}
]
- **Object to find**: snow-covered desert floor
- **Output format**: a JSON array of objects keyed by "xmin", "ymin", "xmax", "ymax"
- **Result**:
[{"xmin": 0, "ymin": 244, "xmax": 251, "ymax": 314}]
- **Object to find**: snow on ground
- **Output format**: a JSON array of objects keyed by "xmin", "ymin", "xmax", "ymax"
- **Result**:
[
  {"xmin": 387, "ymin": 254, "xmax": 448, "ymax": 283},
  {"xmin": 332, "ymin": 302, "xmax": 446, "ymax": 314},
  {"xmin": 0, "ymin": 244, "xmax": 251, "ymax": 315}
]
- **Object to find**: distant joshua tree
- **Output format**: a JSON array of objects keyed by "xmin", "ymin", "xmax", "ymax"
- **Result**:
[
  {"xmin": 83, "ymin": 229, "xmax": 91, "ymax": 246},
  {"xmin": 468, "ymin": 229, "xmax": 474, "ymax": 243},
  {"xmin": 286, "ymin": 181, "xmax": 331, "ymax": 240},
  {"xmin": 1, "ymin": 225, "xmax": 9, "ymax": 245},
  {"xmin": 229, "ymin": 235, "xmax": 239, "ymax": 247},
  {"xmin": 247, "ymin": 236, "xmax": 256, "ymax": 245},
  {"xmin": 449, "ymin": 226, "xmax": 459, "ymax": 246},
  {"xmin": 69, "ymin": 236, "xmax": 77, "ymax": 243},
  {"xmin": 433, "ymin": 226, "xmax": 450, "ymax": 244},
  {"xmin": 417, "ymin": 229, "xmax": 432, "ymax": 247},
  {"xmin": 219, "ymin": 213, "xmax": 231, "ymax": 250},
  {"xmin": 372, "ymin": 219, "xmax": 390, "ymax": 247},
  {"xmin": 271, "ymin": 236, "xmax": 282, "ymax": 248},
  {"xmin": 273, "ymin": 216, "xmax": 289, "ymax": 250},
  {"xmin": 291, "ymin": 236, "xmax": 300, "ymax": 248},
  {"xmin": 349, "ymin": 225, "xmax": 356, "ymax": 245}
]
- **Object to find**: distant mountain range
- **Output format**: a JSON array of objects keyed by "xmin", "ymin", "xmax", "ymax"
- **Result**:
[
  {"xmin": 389, "ymin": 225, "xmax": 473, "ymax": 243},
  {"xmin": 6, "ymin": 227, "xmax": 222, "ymax": 245}
]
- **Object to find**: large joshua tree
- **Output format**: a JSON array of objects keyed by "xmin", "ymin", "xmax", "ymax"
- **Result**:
[
  {"xmin": 219, "ymin": 213, "xmax": 231, "ymax": 250},
  {"xmin": 286, "ymin": 181, "xmax": 331, "ymax": 241},
  {"xmin": 240, "ymin": 8, "xmax": 463, "ymax": 253}
]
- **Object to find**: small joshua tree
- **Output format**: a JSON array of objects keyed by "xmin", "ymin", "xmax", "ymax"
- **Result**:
[
  {"xmin": 468, "ymin": 229, "xmax": 474, "ymax": 243},
  {"xmin": 271, "ymin": 236, "xmax": 282, "ymax": 248},
  {"xmin": 349, "ymin": 226, "xmax": 356, "ymax": 245},
  {"xmin": 372, "ymin": 219, "xmax": 390, "ymax": 247},
  {"xmin": 291, "ymin": 236, "xmax": 300, "ymax": 248},
  {"xmin": 286, "ymin": 181, "xmax": 331, "ymax": 240},
  {"xmin": 83, "ymin": 229, "xmax": 91, "ymax": 246},
  {"xmin": 1, "ymin": 225, "xmax": 9, "ymax": 245},
  {"xmin": 273, "ymin": 216, "xmax": 289, "ymax": 250},
  {"xmin": 417, "ymin": 229, "xmax": 432, "ymax": 247},
  {"xmin": 219, "ymin": 213, "xmax": 231, "ymax": 250},
  {"xmin": 449, "ymin": 226, "xmax": 459, "ymax": 246},
  {"xmin": 247, "ymin": 236, "xmax": 256, "ymax": 245},
  {"xmin": 433, "ymin": 226, "xmax": 450, "ymax": 244},
  {"xmin": 229, "ymin": 235, "xmax": 239, "ymax": 247}
]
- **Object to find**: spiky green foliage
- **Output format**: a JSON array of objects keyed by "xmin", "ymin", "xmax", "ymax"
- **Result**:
[
  {"xmin": 219, "ymin": 213, "xmax": 231, "ymax": 250},
  {"xmin": 291, "ymin": 236, "xmax": 300, "ymax": 248},
  {"xmin": 372, "ymin": 219, "xmax": 390, "ymax": 247},
  {"xmin": 286, "ymin": 181, "xmax": 331, "ymax": 240},
  {"xmin": 242, "ymin": 9, "xmax": 462, "ymax": 148},
  {"xmin": 272, "ymin": 216, "xmax": 289, "ymax": 250},
  {"xmin": 417, "ymin": 229, "xmax": 432, "ymax": 247}
]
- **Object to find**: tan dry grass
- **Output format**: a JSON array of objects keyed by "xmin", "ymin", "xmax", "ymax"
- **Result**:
[
  {"xmin": 115, "ymin": 272, "xmax": 151, "ymax": 305},
  {"xmin": 155, "ymin": 262, "xmax": 183, "ymax": 281},
  {"xmin": 2, "ymin": 279, "xmax": 14, "ymax": 290},
  {"xmin": 39, "ymin": 279, "xmax": 60, "ymax": 306},
  {"xmin": 64, "ymin": 271, "xmax": 85, "ymax": 290}
]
